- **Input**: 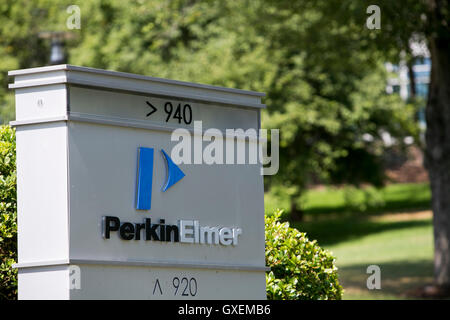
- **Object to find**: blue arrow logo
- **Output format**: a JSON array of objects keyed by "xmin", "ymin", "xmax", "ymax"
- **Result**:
[
  {"xmin": 136, "ymin": 147, "xmax": 154, "ymax": 210},
  {"xmin": 136, "ymin": 147, "xmax": 185, "ymax": 210},
  {"xmin": 161, "ymin": 149, "xmax": 185, "ymax": 192}
]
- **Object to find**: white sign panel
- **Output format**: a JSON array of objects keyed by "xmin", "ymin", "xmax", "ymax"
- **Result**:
[{"xmin": 9, "ymin": 65, "xmax": 267, "ymax": 300}]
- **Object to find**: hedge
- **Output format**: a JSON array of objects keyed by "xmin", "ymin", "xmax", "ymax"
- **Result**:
[
  {"xmin": 0, "ymin": 125, "xmax": 17, "ymax": 300},
  {"xmin": 265, "ymin": 210, "xmax": 342, "ymax": 299}
]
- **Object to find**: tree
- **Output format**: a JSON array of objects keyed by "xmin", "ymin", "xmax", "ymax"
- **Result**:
[
  {"xmin": 0, "ymin": 0, "xmax": 429, "ymax": 291},
  {"xmin": 315, "ymin": 0, "xmax": 450, "ymax": 294},
  {"xmin": 0, "ymin": 0, "xmax": 74, "ymax": 122},
  {"xmin": 423, "ymin": 0, "xmax": 450, "ymax": 291},
  {"xmin": 239, "ymin": 0, "xmax": 419, "ymax": 219},
  {"xmin": 1, "ymin": 1, "xmax": 418, "ymax": 214}
]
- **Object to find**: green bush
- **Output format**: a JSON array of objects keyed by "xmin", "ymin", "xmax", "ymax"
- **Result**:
[
  {"xmin": 0, "ymin": 125, "xmax": 17, "ymax": 300},
  {"xmin": 343, "ymin": 186, "xmax": 385, "ymax": 213},
  {"xmin": 265, "ymin": 210, "xmax": 343, "ymax": 299}
]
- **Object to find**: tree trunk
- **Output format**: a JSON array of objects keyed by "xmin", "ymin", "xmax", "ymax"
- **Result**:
[
  {"xmin": 424, "ymin": 14, "xmax": 450, "ymax": 288},
  {"xmin": 290, "ymin": 201, "xmax": 304, "ymax": 222},
  {"xmin": 407, "ymin": 58, "xmax": 417, "ymax": 99}
]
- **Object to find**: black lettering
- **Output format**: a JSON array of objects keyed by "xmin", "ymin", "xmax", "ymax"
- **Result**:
[
  {"xmin": 103, "ymin": 217, "xmax": 181, "ymax": 243},
  {"xmin": 145, "ymin": 218, "xmax": 160, "ymax": 241},
  {"xmin": 103, "ymin": 216, "xmax": 120, "ymax": 239},
  {"xmin": 166, "ymin": 225, "xmax": 179, "ymax": 242},
  {"xmin": 160, "ymin": 219, "xmax": 166, "ymax": 241},
  {"xmin": 120, "ymin": 222, "xmax": 135, "ymax": 240},
  {"xmin": 135, "ymin": 223, "xmax": 145, "ymax": 240}
]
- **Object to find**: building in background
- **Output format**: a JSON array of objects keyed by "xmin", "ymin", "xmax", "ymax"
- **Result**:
[
  {"xmin": 383, "ymin": 41, "xmax": 430, "ymax": 183},
  {"xmin": 386, "ymin": 40, "xmax": 430, "ymax": 129}
]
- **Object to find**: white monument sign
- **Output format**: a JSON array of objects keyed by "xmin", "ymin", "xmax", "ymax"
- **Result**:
[{"xmin": 9, "ymin": 65, "xmax": 267, "ymax": 299}]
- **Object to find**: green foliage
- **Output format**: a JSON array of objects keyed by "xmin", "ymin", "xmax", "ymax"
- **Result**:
[
  {"xmin": 343, "ymin": 186, "xmax": 385, "ymax": 213},
  {"xmin": 266, "ymin": 183, "xmax": 431, "ymax": 218},
  {"xmin": 0, "ymin": 0, "xmax": 74, "ymax": 122},
  {"xmin": 265, "ymin": 210, "xmax": 342, "ymax": 300},
  {"xmin": 257, "ymin": 2, "xmax": 421, "ymax": 207},
  {"xmin": 0, "ymin": 0, "xmax": 423, "ymax": 216},
  {"xmin": 0, "ymin": 125, "xmax": 16, "ymax": 300}
]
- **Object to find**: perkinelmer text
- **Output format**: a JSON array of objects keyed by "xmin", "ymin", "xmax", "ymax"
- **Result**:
[{"xmin": 102, "ymin": 216, "xmax": 242, "ymax": 246}]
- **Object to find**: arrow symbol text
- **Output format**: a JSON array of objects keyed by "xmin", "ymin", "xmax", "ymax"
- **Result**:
[{"xmin": 146, "ymin": 101, "xmax": 157, "ymax": 117}]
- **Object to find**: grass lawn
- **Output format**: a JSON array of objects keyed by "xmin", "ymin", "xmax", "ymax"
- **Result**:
[
  {"xmin": 265, "ymin": 182, "xmax": 434, "ymax": 299},
  {"xmin": 265, "ymin": 182, "xmax": 431, "ymax": 217},
  {"xmin": 318, "ymin": 212, "xmax": 433, "ymax": 299},
  {"xmin": 303, "ymin": 183, "xmax": 431, "ymax": 214}
]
